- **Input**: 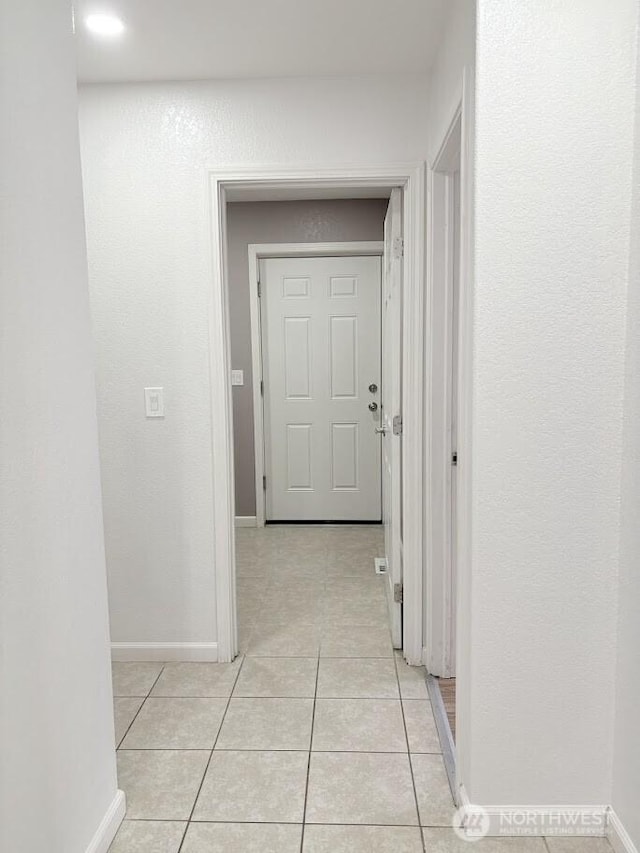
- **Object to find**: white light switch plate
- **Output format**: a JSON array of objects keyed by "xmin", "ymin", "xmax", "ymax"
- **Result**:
[
  {"xmin": 231, "ymin": 370, "xmax": 244, "ymax": 386},
  {"xmin": 144, "ymin": 387, "xmax": 164, "ymax": 417}
]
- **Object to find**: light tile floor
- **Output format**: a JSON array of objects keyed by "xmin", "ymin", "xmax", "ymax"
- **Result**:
[{"xmin": 108, "ymin": 525, "xmax": 612, "ymax": 852}]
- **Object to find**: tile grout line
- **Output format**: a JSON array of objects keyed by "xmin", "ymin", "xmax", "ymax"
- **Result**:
[
  {"xmin": 191, "ymin": 746, "xmax": 439, "ymax": 753},
  {"xmin": 299, "ymin": 645, "xmax": 321, "ymax": 853},
  {"xmin": 115, "ymin": 663, "xmax": 167, "ymax": 750},
  {"xmin": 116, "ymin": 746, "xmax": 442, "ymax": 754},
  {"xmin": 175, "ymin": 655, "xmax": 246, "ymax": 853},
  {"xmin": 150, "ymin": 819, "xmax": 441, "ymax": 826},
  {"xmin": 229, "ymin": 694, "xmax": 404, "ymax": 701},
  {"xmin": 395, "ymin": 652, "xmax": 427, "ymax": 853}
]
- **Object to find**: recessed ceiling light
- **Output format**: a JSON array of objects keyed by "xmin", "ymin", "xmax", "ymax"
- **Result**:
[{"xmin": 85, "ymin": 13, "xmax": 125, "ymax": 37}]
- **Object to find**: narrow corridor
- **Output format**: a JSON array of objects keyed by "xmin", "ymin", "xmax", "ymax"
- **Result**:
[{"xmin": 109, "ymin": 527, "xmax": 612, "ymax": 852}]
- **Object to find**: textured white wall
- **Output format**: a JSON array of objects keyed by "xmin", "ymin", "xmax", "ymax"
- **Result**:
[
  {"xmin": 78, "ymin": 75, "xmax": 429, "ymax": 646},
  {"xmin": 470, "ymin": 0, "xmax": 638, "ymax": 805},
  {"xmin": 0, "ymin": 1, "xmax": 119, "ymax": 850},
  {"xmin": 612, "ymin": 18, "xmax": 640, "ymax": 847}
]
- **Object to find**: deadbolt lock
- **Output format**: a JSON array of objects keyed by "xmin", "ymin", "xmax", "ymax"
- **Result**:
[{"xmin": 368, "ymin": 383, "xmax": 378, "ymax": 393}]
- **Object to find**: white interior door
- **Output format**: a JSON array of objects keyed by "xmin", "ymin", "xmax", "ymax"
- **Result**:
[
  {"xmin": 382, "ymin": 189, "xmax": 403, "ymax": 647},
  {"xmin": 261, "ymin": 254, "xmax": 382, "ymax": 521}
]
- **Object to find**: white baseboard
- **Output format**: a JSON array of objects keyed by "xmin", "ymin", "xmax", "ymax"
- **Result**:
[
  {"xmin": 111, "ymin": 642, "xmax": 218, "ymax": 662},
  {"xmin": 85, "ymin": 789, "xmax": 125, "ymax": 853},
  {"xmin": 457, "ymin": 786, "xmax": 607, "ymax": 837},
  {"xmin": 235, "ymin": 516, "xmax": 257, "ymax": 527},
  {"xmin": 608, "ymin": 808, "xmax": 639, "ymax": 853}
]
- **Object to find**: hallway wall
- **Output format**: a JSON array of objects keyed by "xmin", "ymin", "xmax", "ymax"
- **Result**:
[
  {"xmin": 612, "ymin": 16, "xmax": 640, "ymax": 848},
  {"xmin": 0, "ymin": 1, "xmax": 121, "ymax": 850},
  {"xmin": 227, "ymin": 199, "xmax": 387, "ymax": 517},
  {"xmin": 78, "ymin": 75, "xmax": 429, "ymax": 651},
  {"xmin": 470, "ymin": 0, "xmax": 638, "ymax": 808},
  {"xmin": 426, "ymin": 0, "xmax": 475, "ymax": 161}
]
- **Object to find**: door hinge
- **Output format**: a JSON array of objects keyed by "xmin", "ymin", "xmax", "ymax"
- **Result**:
[
  {"xmin": 393, "ymin": 236, "xmax": 404, "ymax": 259},
  {"xmin": 451, "ymin": 451, "xmax": 458, "ymax": 466},
  {"xmin": 260, "ymin": 379, "xmax": 264, "ymax": 397},
  {"xmin": 392, "ymin": 415, "xmax": 403, "ymax": 436},
  {"xmin": 257, "ymin": 280, "xmax": 262, "ymax": 298},
  {"xmin": 262, "ymin": 474, "xmax": 267, "ymax": 490},
  {"xmin": 394, "ymin": 582, "xmax": 403, "ymax": 604}
]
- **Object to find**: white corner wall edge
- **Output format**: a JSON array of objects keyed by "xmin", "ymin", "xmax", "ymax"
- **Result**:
[
  {"xmin": 84, "ymin": 790, "xmax": 125, "ymax": 853},
  {"xmin": 608, "ymin": 809, "xmax": 640, "ymax": 853},
  {"xmin": 457, "ymin": 786, "xmax": 608, "ymax": 837},
  {"xmin": 111, "ymin": 643, "xmax": 218, "ymax": 661},
  {"xmin": 235, "ymin": 516, "xmax": 257, "ymax": 527}
]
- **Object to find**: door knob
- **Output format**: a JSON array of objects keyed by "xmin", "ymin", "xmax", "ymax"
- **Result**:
[
  {"xmin": 368, "ymin": 383, "xmax": 378, "ymax": 393},
  {"xmin": 375, "ymin": 426, "xmax": 387, "ymax": 434},
  {"xmin": 368, "ymin": 402, "xmax": 378, "ymax": 412}
]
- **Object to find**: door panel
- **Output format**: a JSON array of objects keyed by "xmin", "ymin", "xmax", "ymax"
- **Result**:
[
  {"xmin": 382, "ymin": 189, "xmax": 403, "ymax": 647},
  {"xmin": 286, "ymin": 424, "xmax": 312, "ymax": 489},
  {"xmin": 261, "ymin": 254, "xmax": 382, "ymax": 521},
  {"xmin": 331, "ymin": 423, "xmax": 358, "ymax": 489},
  {"xmin": 283, "ymin": 317, "xmax": 311, "ymax": 398}
]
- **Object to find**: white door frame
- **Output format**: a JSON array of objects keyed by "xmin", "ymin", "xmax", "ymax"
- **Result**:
[
  {"xmin": 248, "ymin": 241, "xmax": 384, "ymax": 528},
  {"xmin": 207, "ymin": 163, "xmax": 425, "ymax": 665},
  {"xmin": 425, "ymin": 110, "xmax": 462, "ymax": 678},
  {"xmin": 423, "ymin": 68, "xmax": 474, "ymax": 796}
]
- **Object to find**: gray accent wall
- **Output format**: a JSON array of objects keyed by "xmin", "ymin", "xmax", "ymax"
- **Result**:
[{"xmin": 227, "ymin": 199, "xmax": 388, "ymax": 516}]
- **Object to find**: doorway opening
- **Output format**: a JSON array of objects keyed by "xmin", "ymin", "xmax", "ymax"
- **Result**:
[
  {"xmin": 229, "ymin": 195, "xmax": 404, "ymax": 655},
  {"xmin": 207, "ymin": 166, "xmax": 426, "ymax": 666},
  {"xmin": 237, "ymin": 220, "xmax": 392, "ymax": 657}
]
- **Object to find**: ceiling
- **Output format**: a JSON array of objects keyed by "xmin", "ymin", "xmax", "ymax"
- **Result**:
[{"xmin": 75, "ymin": 0, "xmax": 447, "ymax": 84}]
